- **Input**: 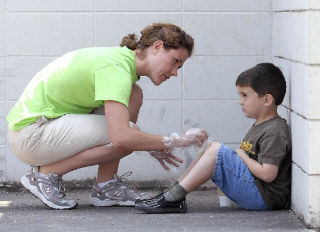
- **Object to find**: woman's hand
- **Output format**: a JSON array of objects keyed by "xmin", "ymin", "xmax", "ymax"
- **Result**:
[
  {"xmin": 162, "ymin": 128, "xmax": 208, "ymax": 149},
  {"xmin": 149, "ymin": 150, "xmax": 184, "ymax": 170}
]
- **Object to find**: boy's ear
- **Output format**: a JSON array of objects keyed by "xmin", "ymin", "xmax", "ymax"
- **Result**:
[{"xmin": 264, "ymin": 94, "xmax": 274, "ymax": 106}]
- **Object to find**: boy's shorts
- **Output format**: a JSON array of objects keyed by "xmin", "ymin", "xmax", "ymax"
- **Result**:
[{"xmin": 211, "ymin": 144, "xmax": 270, "ymax": 210}]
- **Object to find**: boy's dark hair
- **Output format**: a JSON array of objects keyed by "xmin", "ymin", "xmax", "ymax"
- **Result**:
[{"xmin": 236, "ymin": 63, "xmax": 286, "ymax": 105}]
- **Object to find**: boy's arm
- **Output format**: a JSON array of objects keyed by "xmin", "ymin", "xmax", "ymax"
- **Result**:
[{"xmin": 235, "ymin": 149, "xmax": 278, "ymax": 183}]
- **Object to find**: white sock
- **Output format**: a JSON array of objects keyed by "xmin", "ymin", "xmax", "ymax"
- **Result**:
[
  {"xmin": 97, "ymin": 179, "xmax": 116, "ymax": 188},
  {"xmin": 38, "ymin": 172, "xmax": 49, "ymax": 178}
]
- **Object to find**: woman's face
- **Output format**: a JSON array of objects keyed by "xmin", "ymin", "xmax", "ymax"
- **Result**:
[{"xmin": 148, "ymin": 41, "xmax": 189, "ymax": 86}]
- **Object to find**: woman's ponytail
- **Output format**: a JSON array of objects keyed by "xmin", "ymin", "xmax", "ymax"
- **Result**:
[{"xmin": 120, "ymin": 33, "xmax": 138, "ymax": 50}]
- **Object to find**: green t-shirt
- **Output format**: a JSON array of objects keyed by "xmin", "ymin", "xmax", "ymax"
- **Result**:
[
  {"xmin": 7, "ymin": 46, "xmax": 139, "ymax": 130},
  {"xmin": 241, "ymin": 116, "xmax": 292, "ymax": 209}
]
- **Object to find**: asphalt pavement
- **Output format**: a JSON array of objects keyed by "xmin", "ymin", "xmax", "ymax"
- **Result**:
[{"xmin": 0, "ymin": 186, "xmax": 314, "ymax": 232}]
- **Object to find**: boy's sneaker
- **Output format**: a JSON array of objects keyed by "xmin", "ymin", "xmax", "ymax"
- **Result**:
[
  {"xmin": 135, "ymin": 193, "xmax": 187, "ymax": 214},
  {"xmin": 20, "ymin": 166, "xmax": 77, "ymax": 210},
  {"xmin": 90, "ymin": 173, "xmax": 143, "ymax": 207},
  {"xmin": 135, "ymin": 192, "xmax": 163, "ymax": 204}
]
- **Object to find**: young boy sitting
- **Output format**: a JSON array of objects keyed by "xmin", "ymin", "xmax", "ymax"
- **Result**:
[{"xmin": 135, "ymin": 63, "xmax": 292, "ymax": 213}]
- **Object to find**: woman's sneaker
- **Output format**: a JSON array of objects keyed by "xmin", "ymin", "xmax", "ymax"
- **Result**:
[
  {"xmin": 135, "ymin": 193, "xmax": 187, "ymax": 214},
  {"xmin": 90, "ymin": 173, "xmax": 144, "ymax": 206},
  {"xmin": 20, "ymin": 166, "xmax": 77, "ymax": 210}
]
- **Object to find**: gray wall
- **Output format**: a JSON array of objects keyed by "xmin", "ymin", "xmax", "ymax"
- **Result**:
[
  {"xmin": 273, "ymin": 0, "xmax": 320, "ymax": 228},
  {"xmin": 0, "ymin": 0, "xmax": 272, "ymax": 183}
]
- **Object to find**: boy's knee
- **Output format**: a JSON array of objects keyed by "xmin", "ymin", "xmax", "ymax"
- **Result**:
[
  {"xmin": 205, "ymin": 142, "xmax": 221, "ymax": 157},
  {"xmin": 208, "ymin": 142, "xmax": 221, "ymax": 151}
]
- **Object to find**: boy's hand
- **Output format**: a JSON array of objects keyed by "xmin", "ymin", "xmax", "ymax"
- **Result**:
[{"xmin": 149, "ymin": 150, "xmax": 184, "ymax": 170}]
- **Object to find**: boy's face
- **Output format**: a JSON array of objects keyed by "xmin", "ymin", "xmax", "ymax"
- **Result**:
[{"xmin": 237, "ymin": 85, "xmax": 265, "ymax": 120}]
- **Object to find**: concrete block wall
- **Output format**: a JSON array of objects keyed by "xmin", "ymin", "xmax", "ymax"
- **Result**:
[
  {"xmin": 273, "ymin": 0, "xmax": 320, "ymax": 229},
  {"xmin": 0, "ymin": 0, "xmax": 272, "ymax": 184}
]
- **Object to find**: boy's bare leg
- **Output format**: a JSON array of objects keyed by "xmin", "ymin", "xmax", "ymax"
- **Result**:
[
  {"xmin": 177, "ymin": 151, "xmax": 204, "ymax": 182},
  {"xmin": 179, "ymin": 142, "xmax": 221, "ymax": 192}
]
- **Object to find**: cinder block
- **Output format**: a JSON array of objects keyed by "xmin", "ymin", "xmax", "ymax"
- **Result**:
[
  {"xmin": 273, "ymin": 0, "xmax": 309, "ymax": 11},
  {"xmin": 309, "ymin": 120, "xmax": 320, "ymax": 174},
  {"xmin": 273, "ymin": 0, "xmax": 320, "ymax": 11},
  {"xmin": 274, "ymin": 58, "xmax": 320, "ymax": 119},
  {"xmin": 6, "ymin": 0, "xmax": 94, "ymax": 12},
  {"xmin": 0, "ymin": 146, "xmax": 5, "ymax": 182},
  {"xmin": 291, "ymin": 113, "xmax": 309, "ymax": 172},
  {"xmin": 273, "ymin": 58, "xmax": 291, "ymax": 108},
  {"xmin": 291, "ymin": 164, "xmax": 320, "ymax": 228},
  {"xmin": 183, "ymin": 56, "xmax": 271, "ymax": 100},
  {"xmin": 310, "ymin": 0, "xmax": 320, "ymax": 8},
  {"xmin": 96, "ymin": 0, "xmax": 181, "ymax": 12},
  {"xmin": 278, "ymin": 105, "xmax": 290, "ymax": 123},
  {"xmin": 183, "ymin": 14, "xmax": 271, "ymax": 56},
  {"xmin": 95, "ymin": 14, "xmax": 181, "ymax": 47},
  {"xmin": 0, "ymin": 6, "xmax": 4, "ymax": 56},
  {"xmin": 0, "ymin": 57, "xmax": 4, "ymax": 100},
  {"xmin": 291, "ymin": 164, "xmax": 310, "ymax": 225},
  {"xmin": 184, "ymin": 100, "xmax": 254, "ymax": 143},
  {"xmin": 291, "ymin": 112, "xmax": 320, "ymax": 174},
  {"xmin": 0, "ymin": 119, "xmax": 5, "ymax": 145},
  {"xmin": 6, "ymin": 14, "xmax": 94, "ymax": 56},
  {"xmin": 273, "ymin": 12, "xmax": 308, "ymax": 62},
  {"xmin": 6, "ymin": 101, "xmax": 16, "ymax": 118},
  {"xmin": 137, "ymin": 100, "xmax": 182, "ymax": 135},
  {"xmin": 288, "ymin": 62, "xmax": 309, "ymax": 117},
  {"xmin": 308, "ymin": 12, "xmax": 320, "ymax": 63},
  {"xmin": 6, "ymin": 57, "xmax": 56, "ymax": 100},
  {"xmin": 184, "ymin": 0, "xmax": 271, "ymax": 12},
  {"xmin": 63, "ymin": 166, "xmax": 97, "ymax": 181},
  {"xmin": 0, "ymin": 1, "xmax": 4, "ymax": 12},
  {"xmin": 6, "ymin": 146, "xmax": 29, "ymax": 181},
  {"xmin": 273, "ymin": 12, "xmax": 320, "ymax": 64},
  {"xmin": 309, "ymin": 66, "xmax": 320, "ymax": 118},
  {"xmin": 0, "ymin": 101, "xmax": 4, "ymax": 118},
  {"xmin": 137, "ymin": 75, "xmax": 181, "ymax": 100},
  {"xmin": 119, "ymin": 151, "xmax": 182, "ymax": 182}
]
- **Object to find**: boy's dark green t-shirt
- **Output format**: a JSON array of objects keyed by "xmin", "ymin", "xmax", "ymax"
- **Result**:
[{"xmin": 241, "ymin": 116, "xmax": 292, "ymax": 210}]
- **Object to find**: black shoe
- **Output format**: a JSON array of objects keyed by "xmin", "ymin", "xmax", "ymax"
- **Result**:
[
  {"xmin": 135, "ymin": 193, "xmax": 163, "ymax": 204},
  {"xmin": 135, "ymin": 193, "xmax": 187, "ymax": 214}
]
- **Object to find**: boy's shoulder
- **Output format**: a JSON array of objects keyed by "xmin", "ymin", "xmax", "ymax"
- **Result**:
[
  {"xmin": 246, "ymin": 116, "xmax": 290, "ymax": 140},
  {"xmin": 263, "ymin": 116, "xmax": 289, "ymax": 131}
]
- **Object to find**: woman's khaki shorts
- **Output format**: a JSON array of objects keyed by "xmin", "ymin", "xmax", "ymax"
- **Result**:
[{"xmin": 8, "ymin": 112, "xmax": 133, "ymax": 166}]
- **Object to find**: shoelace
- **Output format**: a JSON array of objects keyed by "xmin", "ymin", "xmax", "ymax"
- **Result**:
[
  {"xmin": 49, "ymin": 174, "xmax": 66, "ymax": 197},
  {"xmin": 117, "ymin": 172, "xmax": 135, "ymax": 190},
  {"xmin": 116, "ymin": 172, "xmax": 148, "ymax": 198}
]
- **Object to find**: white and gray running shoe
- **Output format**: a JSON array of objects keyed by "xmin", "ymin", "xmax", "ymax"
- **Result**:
[
  {"xmin": 90, "ymin": 172, "xmax": 144, "ymax": 207},
  {"xmin": 20, "ymin": 166, "xmax": 77, "ymax": 210}
]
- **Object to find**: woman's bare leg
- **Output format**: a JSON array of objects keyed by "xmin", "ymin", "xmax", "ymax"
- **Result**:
[
  {"xmin": 39, "ymin": 145, "xmax": 131, "ymax": 176},
  {"xmin": 40, "ymin": 84, "xmax": 143, "ymax": 182}
]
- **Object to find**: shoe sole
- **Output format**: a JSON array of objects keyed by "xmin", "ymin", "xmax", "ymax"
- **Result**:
[
  {"xmin": 20, "ymin": 175, "xmax": 77, "ymax": 210},
  {"xmin": 90, "ymin": 196, "xmax": 135, "ymax": 207},
  {"xmin": 135, "ymin": 204, "xmax": 187, "ymax": 214}
]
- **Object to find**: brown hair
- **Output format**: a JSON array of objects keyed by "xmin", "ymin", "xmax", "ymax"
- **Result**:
[
  {"xmin": 236, "ymin": 63, "xmax": 286, "ymax": 105},
  {"xmin": 120, "ymin": 22, "xmax": 194, "ymax": 57}
]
